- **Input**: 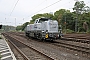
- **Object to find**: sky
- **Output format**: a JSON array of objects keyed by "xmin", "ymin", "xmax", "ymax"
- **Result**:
[{"xmin": 0, "ymin": 0, "xmax": 90, "ymax": 26}]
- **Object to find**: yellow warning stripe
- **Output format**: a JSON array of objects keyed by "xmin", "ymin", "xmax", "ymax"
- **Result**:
[{"xmin": 45, "ymin": 34, "xmax": 48, "ymax": 38}]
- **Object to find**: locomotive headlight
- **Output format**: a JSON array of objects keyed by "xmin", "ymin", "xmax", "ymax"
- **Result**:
[
  {"xmin": 42, "ymin": 30, "xmax": 44, "ymax": 33},
  {"xmin": 58, "ymin": 34, "xmax": 59, "ymax": 37},
  {"xmin": 56, "ymin": 34, "xmax": 59, "ymax": 37}
]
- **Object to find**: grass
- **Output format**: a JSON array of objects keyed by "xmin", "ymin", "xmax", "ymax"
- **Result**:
[
  {"xmin": 0, "ymin": 35, "xmax": 2, "ymax": 59},
  {"xmin": 0, "ymin": 53, "xmax": 1, "ymax": 59},
  {"xmin": 0, "ymin": 33, "xmax": 2, "ymax": 39},
  {"xmin": 0, "ymin": 35, "xmax": 2, "ymax": 39},
  {"xmin": 0, "ymin": 56, "xmax": 1, "ymax": 59}
]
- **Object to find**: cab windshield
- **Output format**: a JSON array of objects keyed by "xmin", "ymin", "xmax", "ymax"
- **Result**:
[{"xmin": 39, "ymin": 18, "xmax": 49, "ymax": 23}]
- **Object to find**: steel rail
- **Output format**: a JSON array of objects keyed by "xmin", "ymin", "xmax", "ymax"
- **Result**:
[
  {"xmin": 61, "ymin": 37, "xmax": 90, "ymax": 44},
  {"xmin": 52, "ymin": 42, "xmax": 90, "ymax": 54},
  {"xmin": 5, "ymin": 32, "xmax": 90, "ymax": 55},
  {"xmin": 4, "ymin": 33, "xmax": 55, "ymax": 60},
  {"xmin": 3, "ymin": 34, "xmax": 30, "ymax": 60}
]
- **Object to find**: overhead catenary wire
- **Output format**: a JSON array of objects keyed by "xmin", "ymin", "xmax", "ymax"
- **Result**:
[
  {"xmin": 10, "ymin": 0, "xmax": 19, "ymax": 16},
  {"xmin": 19, "ymin": 0, "xmax": 74, "ymax": 24},
  {"xmin": 8, "ymin": 0, "xmax": 90, "ymax": 26},
  {"xmin": 26, "ymin": 0, "xmax": 62, "ymax": 18},
  {"xmin": 24, "ymin": 0, "xmax": 47, "ymax": 19},
  {"xmin": 29, "ymin": 0, "xmax": 90, "ymax": 17},
  {"xmin": 9, "ymin": 0, "xmax": 75, "ymax": 20},
  {"xmin": 10, "ymin": 0, "xmax": 47, "ymax": 21},
  {"xmin": 50, "ymin": 0, "xmax": 73, "ymax": 12},
  {"xmin": 29, "ymin": 0, "xmax": 47, "ymax": 13}
]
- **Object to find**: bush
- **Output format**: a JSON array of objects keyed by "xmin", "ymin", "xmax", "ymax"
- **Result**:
[
  {"xmin": 67, "ymin": 29, "xmax": 74, "ymax": 33},
  {"xmin": 0, "ymin": 53, "xmax": 1, "ymax": 59},
  {"xmin": 0, "ymin": 35, "xmax": 2, "ymax": 39},
  {"xmin": 87, "ymin": 29, "xmax": 90, "ymax": 33},
  {"xmin": 0, "ymin": 37, "xmax": 2, "ymax": 39},
  {"xmin": 79, "ymin": 27, "xmax": 86, "ymax": 32},
  {"xmin": 63, "ymin": 29, "xmax": 74, "ymax": 33}
]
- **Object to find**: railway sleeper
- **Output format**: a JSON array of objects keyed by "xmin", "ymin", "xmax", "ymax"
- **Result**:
[{"xmin": 53, "ymin": 43, "xmax": 90, "ymax": 55}]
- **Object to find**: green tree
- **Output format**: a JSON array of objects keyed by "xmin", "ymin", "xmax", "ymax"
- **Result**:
[
  {"xmin": 22, "ymin": 22, "xmax": 29, "ymax": 31},
  {"xmin": 16, "ymin": 25, "xmax": 22, "ymax": 31},
  {"xmin": 73, "ymin": 1, "xmax": 89, "ymax": 14},
  {"xmin": 16, "ymin": 22, "xmax": 29, "ymax": 31},
  {"xmin": 61, "ymin": 12, "xmax": 75, "ymax": 31},
  {"xmin": 31, "ymin": 13, "xmax": 53, "ymax": 24},
  {"xmin": 82, "ymin": 12, "xmax": 90, "ymax": 31},
  {"xmin": 43, "ymin": 13, "xmax": 53, "ymax": 19},
  {"xmin": 73, "ymin": 1, "xmax": 89, "ymax": 32},
  {"xmin": 54, "ymin": 9, "xmax": 70, "ymax": 25},
  {"xmin": 32, "ymin": 14, "xmax": 43, "ymax": 22}
]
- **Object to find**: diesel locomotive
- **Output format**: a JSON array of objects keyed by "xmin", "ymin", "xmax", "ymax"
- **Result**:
[{"xmin": 25, "ymin": 17, "xmax": 62, "ymax": 41}]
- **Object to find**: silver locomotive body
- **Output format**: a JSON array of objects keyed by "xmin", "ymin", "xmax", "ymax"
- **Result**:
[{"xmin": 25, "ymin": 17, "xmax": 62, "ymax": 41}]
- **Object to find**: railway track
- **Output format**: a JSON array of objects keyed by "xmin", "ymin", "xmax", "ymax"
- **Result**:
[
  {"xmin": 53, "ymin": 35, "xmax": 90, "ymax": 56},
  {"xmin": 8, "ymin": 32, "xmax": 90, "ymax": 44},
  {"xmin": 2, "ymin": 33, "xmax": 54, "ymax": 60},
  {"xmin": 61, "ymin": 37, "xmax": 90, "ymax": 44},
  {"xmin": 3, "ymin": 34, "xmax": 30, "ymax": 60},
  {"xmin": 10, "ymin": 32, "xmax": 90, "ymax": 55},
  {"xmin": 52, "ymin": 41, "xmax": 90, "ymax": 55},
  {"xmin": 2, "ymin": 32, "xmax": 90, "ymax": 60},
  {"xmin": 62, "ymin": 34, "xmax": 90, "ymax": 44}
]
